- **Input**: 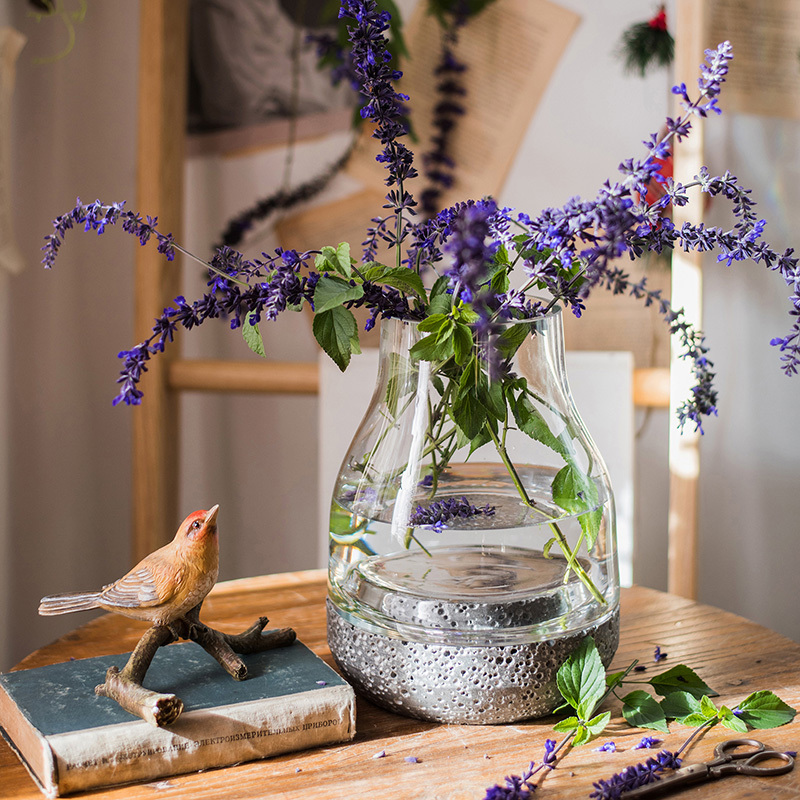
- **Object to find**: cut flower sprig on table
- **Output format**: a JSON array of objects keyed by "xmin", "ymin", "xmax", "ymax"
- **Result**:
[
  {"xmin": 43, "ymin": 4, "xmax": 800, "ymax": 601},
  {"xmin": 483, "ymin": 637, "xmax": 796, "ymax": 799}
]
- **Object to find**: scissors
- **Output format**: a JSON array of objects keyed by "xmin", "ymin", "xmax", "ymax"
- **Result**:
[{"xmin": 622, "ymin": 738, "xmax": 794, "ymax": 798}]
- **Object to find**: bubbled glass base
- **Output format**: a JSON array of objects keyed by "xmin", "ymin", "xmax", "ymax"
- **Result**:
[{"xmin": 327, "ymin": 599, "xmax": 619, "ymax": 724}]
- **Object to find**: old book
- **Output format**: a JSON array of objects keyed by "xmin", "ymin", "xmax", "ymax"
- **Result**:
[{"xmin": 0, "ymin": 638, "xmax": 356, "ymax": 797}]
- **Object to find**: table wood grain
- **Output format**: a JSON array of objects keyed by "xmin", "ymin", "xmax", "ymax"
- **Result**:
[{"xmin": 2, "ymin": 571, "xmax": 799, "ymax": 799}]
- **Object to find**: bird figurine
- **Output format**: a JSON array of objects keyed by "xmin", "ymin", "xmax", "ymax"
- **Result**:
[{"xmin": 39, "ymin": 505, "xmax": 220, "ymax": 627}]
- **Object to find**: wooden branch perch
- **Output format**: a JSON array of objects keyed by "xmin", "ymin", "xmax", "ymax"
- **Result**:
[{"xmin": 95, "ymin": 608, "xmax": 296, "ymax": 727}]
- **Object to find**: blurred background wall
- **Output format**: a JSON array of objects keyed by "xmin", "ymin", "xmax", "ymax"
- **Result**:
[{"xmin": 1, "ymin": 0, "xmax": 798, "ymax": 671}]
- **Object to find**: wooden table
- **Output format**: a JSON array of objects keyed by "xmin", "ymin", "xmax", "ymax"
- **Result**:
[{"xmin": 2, "ymin": 571, "xmax": 799, "ymax": 799}]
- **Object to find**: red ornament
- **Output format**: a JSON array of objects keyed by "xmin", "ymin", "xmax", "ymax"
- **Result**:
[{"xmin": 648, "ymin": 7, "xmax": 668, "ymax": 32}]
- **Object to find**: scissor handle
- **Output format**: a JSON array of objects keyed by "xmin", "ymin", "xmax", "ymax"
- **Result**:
[
  {"xmin": 711, "ymin": 737, "xmax": 767, "ymax": 764},
  {"xmin": 718, "ymin": 749, "xmax": 795, "ymax": 777}
]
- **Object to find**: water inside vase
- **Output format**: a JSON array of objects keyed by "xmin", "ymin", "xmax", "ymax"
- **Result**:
[{"xmin": 328, "ymin": 465, "xmax": 617, "ymax": 645}]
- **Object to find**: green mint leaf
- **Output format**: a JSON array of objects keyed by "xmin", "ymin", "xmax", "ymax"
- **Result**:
[
  {"xmin": 584, "ymin": 711, "xmax": 612, "ymax": 739},
  {"xmin": 621, "ymin": 690, "xmax": 670, "ymax": 733},
  {"xmin": 451, "ymin": 384, "xmax": 486, "ymax": 440},
  {"xmin": 478, "ymin": 377, "xmax": 506, "ymax": 422},
  {"xmin": 573, "ymin": 725, "xmax": 592, "ymax": 747},
  {"xmin": 427, "ymin": 292, "xmax": 452, "ymax": 317},
  {"xmin": 361, "ymin": 263, "xmax": 426, "ymax": 300},
  {"xmin": 510, "ymin": 392, "xmax": 574, "ymax": 463},
  {"xmin": 556, "ymin": 637, "xmax": 606, "ymax": 720},
  {"xmin": 335, "ymin": 242, "xmax": 352, "ymax": 275},
  {"xmin": 429, "ymin": 275, "xmax": 450, "ymax": 300},
  {"xmin": 315, "ymin": 244, "xmax": 351, "ymax": 277},
  {"xmin": 552, "ymin": 716, "xmax": 581, "ymax": 734},
  {"xmin": 490, "ymin": 267, "xmax": 510, "ymax": 295},
  {"xmin": 241, "ymin": 316, "xmax": 265, "ymax": 358},
  {"xmin": 721, "ymin": 714, "xmax": 749, "ymax": 733},
  {"xmin": 700, "ymin": 694, "xmax": 719, "ymax": 719},
  {"xmin": 313, "ymin": 274, "xmax": 364, "ymax": 314},
  {"xmin": 452, "ymin": 322, "xmax": 474, "ymax": 365},
  {"xmin": 417, "ymin": 313, "xmax": 450, "ymax": 333},
  {"xmin": 679, "ymin": 713, "xmax": 712, "ymax": 727},
  {"xmin": 719, "ymin": 705, "xmax": 749, "ymax": 733},
  {"xmin": 494, "ymin": 323, "xmax": 531, "ymax": 359},
  {"xmin": 551, "ymin": 464, "xmax": 601, "ymax": 548},
  {"xmin": 409, "ymin": 330, "xmax": 454, "ymax": 362},
  {"xmin": 313, "ymin": 306, "xmax": 358, "ymax": 371},
  {"xmin": 649, "ymin": 664, "xmax": 717, "ymax": 699},
  {"xmin": 660, "ymin": 691, "xmax": 702, "ymax": 720},
  {"xmin": 736, "ymin": 690, "xmax": 797, "ymax": 729}
]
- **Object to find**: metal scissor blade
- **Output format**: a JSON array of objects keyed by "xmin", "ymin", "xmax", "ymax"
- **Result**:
[{"xmin": 622, "ymin": 763, "xmax": 711, "ymax": 798}]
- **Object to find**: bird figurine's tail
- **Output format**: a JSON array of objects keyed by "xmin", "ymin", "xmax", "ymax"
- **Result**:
[{"xmin": 38, "ymin": 591, "xmax": 102, "ymax": 616}]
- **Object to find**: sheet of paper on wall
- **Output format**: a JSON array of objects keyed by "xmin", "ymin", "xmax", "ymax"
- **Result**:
[
  {"xmin": 345, "ymin": 0, "xmax": 581, "ymax": 205},
  {"xmin": 276, "ymin": 0, "xmax": 580, "ymax": 275},
  {"xmin": 707, "ymin": 0, "xmax": 800, "ymax": 119},
  {"xmin": 0, "ymin": 28, "xmax": 26, "ymax": 275}
]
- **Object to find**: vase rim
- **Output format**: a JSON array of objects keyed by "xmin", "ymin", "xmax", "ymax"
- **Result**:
[{"xmin": 386, "ymin": 301, "xmax": 563, "ymax": 330}]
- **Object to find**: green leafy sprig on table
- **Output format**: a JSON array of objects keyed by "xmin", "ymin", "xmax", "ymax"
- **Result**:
[{"xmin": 486, "ymin": 637, "xmax": 797, "ymax": 797}]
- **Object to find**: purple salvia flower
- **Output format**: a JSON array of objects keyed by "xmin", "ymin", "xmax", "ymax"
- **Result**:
[
  {"xmin": 633, "ymin": 737, "xmax": 662, "ymax": 750},
  {"xmin": 339, "ymin": 0, "xmax": 418, "ymax": 259},
  {"xmin": 634, "ymin": 736, "xmax": 663, "ymax": 750},
  {"xmin": 590, "ymin": 750, "xmax": 682, "ymax": 800},
  {"xmin": 410, "ymin": 496, "xmax": 495, "ymax": 532},
  {"xmin": 594, "ymin": 742, "xmax": 617, "ymax": 753},
  {"xmin": 483, "ymin": 761, "xmax": 536, "ymax": 800},
  {"xmin": 443, "ymin": 199, "xmax": 498, "ymax": 302}
]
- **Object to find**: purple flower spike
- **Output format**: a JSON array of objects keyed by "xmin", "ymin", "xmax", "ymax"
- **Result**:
[{"xmin": 634, "ymin": 737, "xmax": 662, "ymax": 750}]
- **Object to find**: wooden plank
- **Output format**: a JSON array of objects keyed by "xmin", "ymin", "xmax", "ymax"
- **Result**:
[
  {"xmin": 132, "ymin": 0, "xmax": 189, "ymax": 564},
  {"xmin": 170, "ymin": 359, "xmax": 667, "ymax": 408},
  {"xmin": 6, "ymin": 578, "xmax": 800, "ymax": 799},
  {"xmin": 633, "ymin": 367, "xmax": 670, "ymax": 408},
  {"xmin": 168, "ymin": 359, "xmax": 319, "ymax": 394},
  {"xmin": 668, "ymin": 0, "xmax": 709, "ymax": 599}
]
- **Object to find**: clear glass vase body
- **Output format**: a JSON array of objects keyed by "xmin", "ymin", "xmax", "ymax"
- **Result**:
[{"xmin": 326, "ymin": 310, "xmax": 620, "ymax": 724}]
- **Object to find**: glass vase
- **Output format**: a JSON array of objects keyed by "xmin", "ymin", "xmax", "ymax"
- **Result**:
[{"xmin": 326, "ymin": 309, "xmax": 620, "ymax": 724}]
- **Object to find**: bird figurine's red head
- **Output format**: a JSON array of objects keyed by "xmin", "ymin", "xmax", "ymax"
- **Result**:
[{"xmin": 181, "ymin": 504, "xmax": 219, "ymax": 543}]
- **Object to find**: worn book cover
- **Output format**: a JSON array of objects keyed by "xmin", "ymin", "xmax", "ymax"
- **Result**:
[{"xmin": 0, "ymin": 638, "xmax": 356, "ymax": 797}]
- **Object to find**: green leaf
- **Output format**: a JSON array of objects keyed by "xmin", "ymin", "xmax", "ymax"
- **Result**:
[
  {"xmin": 451, "ymin": 383, "xmax": 486, "ymax": 440},
  {"xmin": 495, "ymin": 323, "xmax": 531, "ymax": 360},
  {"xmin": 552, "ymin": 716, "xmax": 581, "ymax": 734},
  {"xmin": 478, "ymin": 377, "xmax": 506, "ymax": 422},
  {"xmin": 427, "ymin": 290, "xmax": 452, "ymax": 317},
  {"xmin": 416, "ymin": 313, "xmax": 450, "ymax": 333},
  {"xmin": 721, "ymin": 715, "xmax": 749, "ymax": 733},
  {"xmin": 313, "ymin": 274, "xmax": 364, "ymax": 314},
  {"xmin": 649, "ymin": 665, "xmax": 717, "ymax": 699},
  {"xmin": 241, "ymin": 316, "xmax": 265, "ymax": 358},
  {"xmin": 313, "ymin": 306, "xmax": 358, "ymax": 371},
  {"xmin": 361, "ymin": 263, "xmax": 426, "ymax": 299},
  {"xmin": 700, "ymin": 694, "xmax": 719, "ymax": 719},
  {"xmin": 622, "ymin": 690, "xmax": 670, "ymax": 733},
  {"xmin": 556, "ymin": 637, "xmax": 606, "ymax": 721},
  {"xmin": 584, "ymin": 711, "xmax": 612, "ymax": 740},
  {"xmin": 736, "ymin": 690, "xmax": 797, "ymax": 729},
  {"xmin": 552, "ymin": 464, "xmax": 602, "ymax": 548},
  {"xmin": 719, "ymin": 705, "xmax": 749, "ymax": 733},
  {"xmin": 452, "ymin": 322, "xmax": 474, "ymax": 365},
  {"xmin": 511, "ymin": 393, "xmax": 574, "ymax": 463},
  {"xmin": 315, "ymin": 243, "xmax": 353, "ymax": 277},
  {"xmin": 660, "ymin": 691, "xmax": 702, "ymax": 720},
  {"xmin": 679, "ymin": 713, "xmax": 712, "ymax": 727},
  {"xmin": 409, "ymin": 330, "xmax": 454, "ymax": 362}
]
